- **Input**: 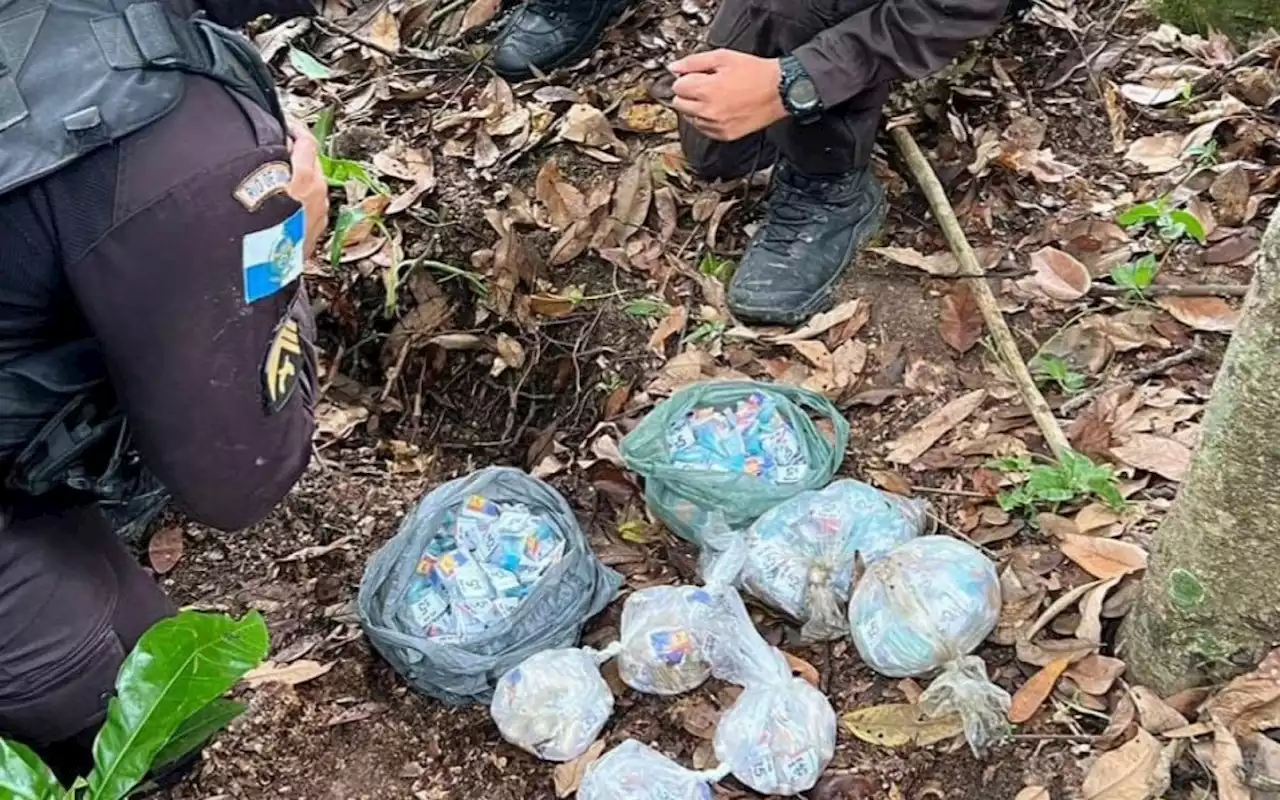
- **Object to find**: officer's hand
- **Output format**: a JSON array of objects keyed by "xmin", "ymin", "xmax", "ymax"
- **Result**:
[
  {"xmin": 286, "ymin": 119, "xmax": 330, "ymax": 257},
  {"xmin": 669, "ymin": 50, "xmax": 788, "ymax": 142}
]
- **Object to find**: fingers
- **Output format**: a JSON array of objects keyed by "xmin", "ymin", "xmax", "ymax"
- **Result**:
[
  {"xmin": 671, "ymin": 95, "xmax": 707, "ymax": 120},
  {"xmin": 669, "ymin": 49, "xmax": 725, "ymax": 76},
  {"xmin": 671, "ymin": 73, "xmax": 714, "ymax": 102}
]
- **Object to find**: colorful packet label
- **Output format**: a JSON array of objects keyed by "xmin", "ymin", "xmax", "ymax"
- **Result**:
[{"xmin": 649, "ymin": 628, "xmax": 696, "ymax": 666}]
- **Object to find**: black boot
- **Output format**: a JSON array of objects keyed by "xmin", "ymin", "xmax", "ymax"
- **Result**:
[
  {"xmin": 727, "ymin": 161, "xmax": 886, "ymax": 327},
  {"xmin": 491, "ymin": 0, "xmax": 629, "ymax": 79}
]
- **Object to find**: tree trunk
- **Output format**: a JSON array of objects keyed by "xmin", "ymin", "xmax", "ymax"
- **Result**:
[{"xmin": 1123, "ymin": 209, "xmax": 1280, "ymax": 696}]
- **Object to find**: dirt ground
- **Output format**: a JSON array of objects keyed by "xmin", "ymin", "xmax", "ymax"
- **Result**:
[{"xmin": 147, "ymin": 0, "xmax": 1280, "ymax": 797}]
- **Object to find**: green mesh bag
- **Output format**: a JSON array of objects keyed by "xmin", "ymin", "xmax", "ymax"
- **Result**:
[{"xmin": 621, "ymin": 381, "xmax": 850, "ymax": 543}]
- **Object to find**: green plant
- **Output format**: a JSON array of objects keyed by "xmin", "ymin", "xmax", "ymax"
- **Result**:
[
  {"xmin": 698, "ymin": 252, "xmax": 735, "ymax": 283},
  {"xmin": 1110, "ymin": 253, "xmax": 1159, "ymax": 299},
  {"xmin": 1118, "ymin": 198, "xmax": 1206, "ymax": 245},
  {"xmin": 1031, "ymin": 355, "xmax": 1086, "ymax": 395},
  {"xmin": 624, "ymin": 296, "xmax": 671, "ymax": 319},
  {"xmin": 991, "ymin": 450, "xmax": 1125, "ymax": 516},
  {"xmin": 1187, "ymin": 140, "xmax": 1220, "ymax": 167},
  {"xmin": 288, "ymin": 47, "xmax": 333, "ymax": 80},
  {"xmin": 684, "ymin": 319, "xmax": 727, "ymax": 346},
  {"xmin": 0, "ymin": 611, "xmax": 269, "ymax": 799}
]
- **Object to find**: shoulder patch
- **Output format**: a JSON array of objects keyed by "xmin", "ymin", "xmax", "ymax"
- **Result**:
[
  {"xmin": 243, "ymin": 207, "xmax": 306, "ymax": 304},
  {"xmin": 262, "ymin": 317, "xmax": 303, "ymax": 414},
  {"xmin": 234, "ymin": 161, "xmax": 292, "ymax": 211}
]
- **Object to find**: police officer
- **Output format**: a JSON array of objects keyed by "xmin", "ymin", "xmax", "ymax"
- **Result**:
[{"xmin": 0, "ymin": 0, "xmax": 324, "ymax": 780}]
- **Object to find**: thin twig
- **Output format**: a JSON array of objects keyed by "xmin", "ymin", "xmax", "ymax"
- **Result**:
[
  {"xmin": 1009, "ymin": 734, "xmax": 1101, "ymax": 743},
  {"xmin": 1091, "ymin": 283, "xmax": 1250, "ymax": 298},
  {"xmin": 1060, "ymin": 347, "xmax": 1206, "ymax": 415},
  {"xmin": 891, "ymin": 126, "xmax": 1073, "ymax": 460},
  {"xmin": 913, "ymin": 485, "xmax": 989, "ymax": 499},
  {"xmin": 313, "ymin": 15, "xmax": 401, "ymax": 60}
]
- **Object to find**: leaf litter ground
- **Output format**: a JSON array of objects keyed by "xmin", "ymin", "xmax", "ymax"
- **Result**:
[{"xmin": 154, "ymin": 0, "xmax": 1280, "ymax": 797}]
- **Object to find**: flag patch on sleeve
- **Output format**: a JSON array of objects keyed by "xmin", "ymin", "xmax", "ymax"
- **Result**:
[{"xmin": 242, "ymin": 207, "xmax": 305, "ymax": 304}]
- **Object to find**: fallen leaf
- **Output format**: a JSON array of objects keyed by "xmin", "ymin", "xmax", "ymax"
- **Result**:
[
  {"xmin": 458, "ymin": 0, "xmax": 499, "ymax": 33},
  {"xmin": 529, "ymin": 292, "xmax": 578, "ymax": 318},
  {"xmin": 784, "ymin": 651, "xmax": 821, "ymax": 687},
  {"xmin": 326, "ymin": 701, "xmax": 388, "ymax": 728},
  {"xmin": 148, "ymin": 527, "xmax": 184, "ymax": 574},
  {"xmin": 382, "ymin": 149, "xmax": 436, "ymax": 215},
  {"xmin": 553, "ymin": 739, "xmax": 606, "ymax": 797},
  {"xmin": 1060, "ymin": 534, "xmax": 1148, "ymax": 579},
  {"xmin": 675, "ymin": 696, "xmax": 720, "ymax": 740},
  {"xmin": 558, "ymin": 104, "xmax": 625, "ymax": 154},
  {"xmin": 1016, "ymin": 789, "xmax": 1050, "ymax": 800},
  {"xmin": 607, "ymin": 158, "xmax": 653, "ymax": 246},
  {"xmin": 280, "ymin": 536, "xmax": 355, "ymax": 562},
  {"xmin": 535, "ymin": 159, "xmax": 587, "ymax": 230},
  {"xmin": 316, "ymin": 402, "xmax": 370, "ymax": 439},
  {"xmin": 1076, "ymin": 503, "xmax": 1123, "ymax": 534},
  {"xmin": 1010, "ymin": 657, "xmax": 1073, "ymax": 723},
  {"xmin": 1211, "ymin": 716, "xmax": 1252, "ymax": 800},
  {"xmin": 1081, "ymin": 728, "xmax": 1171, "ymax": 799},
  {"xmin": 1066, "ymin": 655, "xmax": 1127, "ymax": 696},
  {"xmin": 939, "ymin": 286, "xmax": 984, "ymax": 353},
  {"xmin": 1124, "ymin": 133, "xmax": 1184, "ymax": 174},
  {"xmin": 1162, "ymin": 722, "xmax": 1213, "ymax": 738},
  {"xmin": 243, "ymin": 660, "xmax": 335, "ymax": 688},
  {"xmin": 648, "ymin": 305, "xmax": 687, "ymax": 356},
  {"xmin": 1110, "ymin": 434, "xmax": 1192, "ymax": 481},
  {"xmin": 473, "ymin": 128, "xmax": 500, "ymax": 168},
  {"xmin": 492, "ymin": 333, "xmax": 526, "ymax": 377},
  {"xmin": 620, "ymin": 103, "xmax": 679, "ymax": 133},
  {"xmin": 1120, "ymin": 82, "xmax": 1189, "ymax": 106},
  {"xmin": 772, "ymin": 298, "xmax": 868, "ymax": 344},
  {"xmin": 1157, "ymin": 296, "xmax": 1240, "ymax": 333},
  {"xmin": 887, "ymin": 390, "xmax": 987, "ymax": 465},
  {"xmin": 1077, "ymin": 577, "xmax": 1122, "ymax": 644},
  {"xmin": 1001, "ymin": 147, "xmax": 1081, "ymax": 183},
  {"xmin": 1029, "ymin": 247, "xmax": 1092, "ymax": 301},
  {"xmin": 870, "ymin": 246, "xmax": 960, "ymax": 276},
  {"xmin": 1204, "ymin": 230, "xmax": 1260, "ymax": 265},
  {"xmin": 363, "ymin": 7, "xmax": 400, "ymax": 52},
  {"xmin": 842, "ymin": 703, "xmax": 965, "ymax": 748},
  {"xmin": 1131, "ymin": 686, "xmax": 1190, "ymax": 734},
  {"xmin": 867, "ymin": 470, "xmax": 913, "ymax": 495},
  {"xmin": 1204, "ymin": 647, "xmax": 1280, "ymax": 734},
  {"xmin": 533, "ymin": 85, "xmax": 581, "ymax": 104},
  {"xmin": 1210, "ymin": 166, "xmax": 1251, "ymax": 227},
  {"xmin": 790, "ymin": 340, "xmax": 833, "ymax": 371}
]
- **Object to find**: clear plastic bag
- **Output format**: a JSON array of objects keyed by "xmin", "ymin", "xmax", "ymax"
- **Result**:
[
  {"xmin": 489, "ymin": 644, "xmax": 621, "ymax": 762},
  {"xmin": 579, "ymin": 740, "xmax": 729, "ymax": 800},
  {"xmin": 621, "ymin": 382, "xmax": 850, "ymax": 543},
  {"xmin": 698, "ymin": 583, "xmax": 837, "ymax": 796},
  {"xmin": 848, "ymin": 535, "xmax": 1010, "ymax": 753},
  {"xmin": 737, "ymin": 479, "xmax": 929, "ymax": 642}
]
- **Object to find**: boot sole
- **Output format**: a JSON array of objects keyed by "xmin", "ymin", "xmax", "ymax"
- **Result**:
[
  {"xmin": 730, "ymin": 187, "xmax": 889, "ymax": 327},
  {"xmin": 491, "ymin": 0, "xmax": 633, "ymax": 80}
]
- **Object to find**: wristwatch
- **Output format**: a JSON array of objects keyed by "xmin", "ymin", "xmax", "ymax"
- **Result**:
[{"xmin": 779, "ymin": 54, "xmax": 823, "ymax": 125}]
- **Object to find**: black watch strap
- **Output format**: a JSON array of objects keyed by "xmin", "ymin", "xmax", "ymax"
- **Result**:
[{"xmin": 779, "ymin": 54, "xmax": 823, "ymax": 124}]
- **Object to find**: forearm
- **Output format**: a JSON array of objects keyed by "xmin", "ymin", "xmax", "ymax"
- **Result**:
[{"xmin": 793, "ymin": 0, "xmax": 1010, "ymax": 109}]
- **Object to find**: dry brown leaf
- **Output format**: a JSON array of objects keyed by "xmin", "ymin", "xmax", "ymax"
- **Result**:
[
  {"xmin": 648, "ymin": 305, "xmax": 687, "ymax": 356},
  {"xmin": 1010, "ymin": 657, "xmax": 1073, "ymax": 724},
  {"xmin": 492, "ymin": 333, "xmax": 526, "ymax": 377},
  {"xmin": 887, "ymin": 390, "xmax": 986, "ymax": 465},
  {"xmin": 783, "ymin": 651, "xmax": 821, "ymax": 687},
  {"xmin": 553, "ymin": 739, "xmax": 606, "ymax": 797},
  {"xmin": 243, "ymin": 659, "xmax": 335, "ymax": 688},
  {"xmin": 1029, "ymin": 247, "xmax": 1092, "ymax": 302},
  {"xmin": 1100, "ymin": 690, "xmax": 1138, "ymax": 749},
  {"xmin": 1081, "ymin": 728, "xmax": 1172, "ymax": 799},
  {"xmin": 705, "ymin": 198, "xmax": 739, "ymax": 250},
  {"xmin": 1211, "ymin": 716, "xmax": 1252, "ymax": 800},
  {"xmin": 620, "ymin": 103, "xmax": 679, "ymax": 133},
  {"xmin": 1210, "ymin": 165, "xmax": 1251, "ymax": 227},
  {"xmin": 1060, "ymin": 534, "xmax": 1148, "ymax": 579},
  {"xmin": 1157, "ymin": 296, "xmax": 1240, "ymax": 333},
  {"xmin": 1015, "ymin": 788, "xmax": 1050, "ymax": 800},
  {"xmin": 473, "ymin": 128, "xmax": 500, "ymax": 169},
  {"xmin": 841, "ymin": 703, "xmax": 964, "ymax": 748},
  {"xmin": 654, "ymin": 187, "xmax": 678, "ymax": 243},
  {"xmin": 1076, "ymin": 576, "xmax": 1121, "ymax": 644},
  {"xmin": 1120, "ymin": 82, "xmax": 1188, "ymax": 106},
  {"xmin": 789, "ymin": 340, "xmax": 834, "ymax": 371},
  {"xmin": 1103, "ymin": 79, "xmax": 1127, "ymax": 153},
  {"xmin": 458, "ymin": 0, "xmax": 500, "ymax": 33},
  {"xmin": 363, "ymin": 7, "xmax": 401, "ymax": 52},
  {"xmin": 1204, "ymin": 647, "xmax": 1280, "ymax": 734},
  {"xmin": 939, "ymin": 286, "xmax": 984, "ymax": 353},
  {"xmin": 1001, "ymin": 148, "xmax": 1080, "ymax": 183},
  {"xmin": 1110, "ymin": 434, "xmax": 1192, "ymax": 482},
  {"xmin": 148, "ymin": 527, "xmax": 184, "ymax": 575},
  {"xmin": 869, "ymin": 246, "xmax": 960, "ymax": 276},
  {"xmin": 558, "ymin": 104, "xmax": 625, "ymax": 153},
  {"xmin": 1076, "ymin": 503, "xmax": 1124, "ymax": 534},
  {"xmin": 868, "ymin": 470, "xmax": 913, "ymax": 495},
  {"xmin": 382, "ymin": 149, "xmax": 436, "ymax": 215},
  {"xmin": 1131, "ymin": 686, "xmax": 1191, "ymax": 734},
  {"xmin": 676, "ymin": 696, "xmax": 721, "ymax": 740},
  {"xmin": 772, "ymin": 298, "xmax": 868, "ymax": 344},
  {"xmin": 1124, "ymin": 133, "xmax": 1184, "ymax": 174},
  {"xmin": 1066, "ymin": 655, "xmax": 1127, "ymax": 696},
  {"xmin": 830, "ymin": 340, "xmax": 868, "ymax": 397},
  {"xmin": 534, "ymin": 160, "xmax": 583, "ymax": 230},
  {"xmin": 607, "ymin": 159, "xmax": 653, "ymax": 247}
]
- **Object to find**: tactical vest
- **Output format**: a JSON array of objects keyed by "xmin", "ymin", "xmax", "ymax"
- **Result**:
[{"xmin": 0, "ymin": 0, "xmax": 287, "ymax": 535}]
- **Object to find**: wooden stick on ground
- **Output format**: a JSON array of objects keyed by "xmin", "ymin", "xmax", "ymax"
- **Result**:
[
  {"xmin": 1059, "ymin": 346, "xmax": 1205, "ymax": 415},
  {"xmin": 890, "ymin": 125, "xmax": 1074, "ymax": 461}
]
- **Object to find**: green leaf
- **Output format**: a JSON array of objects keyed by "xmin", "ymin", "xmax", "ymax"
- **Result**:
[
  {"xmin": 1117, "ymin": 203, "xmax": 1162, "ymax": 227},
  {"xmin": 329, "ymin": 206, "xmax": 370, "ymax": 267},
  {"xmin": 151, "ymin": 699, "xmax": 246, "ymax": 770},
  {"xmin": 0, "ymin": 738, "xmax": 63, "ymax": 800},
  {"xmin": 624, "ymin": 296, "xmax": 670, "ymax": 319},
  {"xmin": 288, "ymin": 47, "xmax": 333, "ymax": 80},
  {"xmin": 312, "ymin": 107, "xmax": 336, "ymax": 156},
  {"xmin": 87, "ymin": 611, "xmax": 269, "ymax": 800},
  {"xmin": 698, "ymin": 252, "xmax": 734, "ymax": 282},
  {"xmin": 1167, "ymin": 210, "xmax": 1207, "ymax": 244}
]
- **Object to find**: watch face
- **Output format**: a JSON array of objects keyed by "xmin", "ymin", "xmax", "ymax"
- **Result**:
[{"xmin": 788, "ymin": 77, "xmax": 819, "ymax": 110}]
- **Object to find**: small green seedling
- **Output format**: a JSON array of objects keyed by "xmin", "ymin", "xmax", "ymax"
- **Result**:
[
  {"xmin": 624, "ymin": 296, "xmax": 671, "ymax": 319},
  {"xmin": 991, "ymin": 450, "xmax": 1125, "ymax": 516},
  {"xmin": 1118, "ymin": 198, "xmax": 1206, "ymax": 245},
  {"xmin": 698, "ymin": 252, "xmax": 735, "ymax": 283},
  {"xmin": 684, "ymin": 319, "xmax": 727, "ymax": 346},
  {"xmin": 289, "ymin": 47, "xmax": 333, "ymax": 81},
  {"xmin": 1187, "ymin": 140, "xmax": 1220, "ymax": 167},
  {"xmin": 0, "ymin": 611, "xmax": 268, "ymax": 800},
  {"xmin": 1110, "ymin": 253, "xmax": 1159, "ymax": 299},
  {"xmin": 1031, "ymin": 355, "xmax": 1086, "ymax": 396}
]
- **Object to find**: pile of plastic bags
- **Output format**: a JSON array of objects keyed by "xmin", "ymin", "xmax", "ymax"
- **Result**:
[
  {"xmin": 621, "ymin": 382, "xmax": 849, "ymax": 542},
  {"xmin": 358, "ymin": 468, "xmax": 622, "ymax": 704}
]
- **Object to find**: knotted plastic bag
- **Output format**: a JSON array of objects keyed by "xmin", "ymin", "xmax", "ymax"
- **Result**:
[
  {"xmin": 618, "ymin": 515, "xmax": 747, "ymax": 695},
  {"xmin": 734, "ymin": 479, "xmax": 928, "ymax": 642},
  {"xmin": 358, "ymin": 467, "xmax": 622, "ymax": 704},
  {"xmin": 578, "ymin": 740, "xmax": 729, "ymax": 800},
  {"xmin": 620, "ymin": 382, "xmax": 849, "ymax": 543},
  {"xmin": 848, "ymin": 535, "xmax": 1010, "ymax": 753},
  {"xmin": 490, "ymin": 644, "xmax": 621, "ymax": 762},
  {"xmin": 703, "ymin": 586, "xmax": 837, "ymax": 795}
]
